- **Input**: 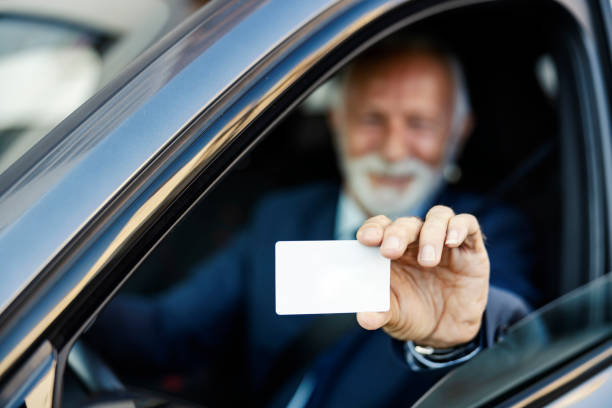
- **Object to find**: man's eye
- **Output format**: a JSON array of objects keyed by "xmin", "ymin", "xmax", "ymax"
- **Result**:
[
  {"xmin": 361, "ymin": 114, "xmax": 383, "ymax": 126},
  {"xmin": 408, "ymin": 117, "xmax": 437, "ymax": 133}
]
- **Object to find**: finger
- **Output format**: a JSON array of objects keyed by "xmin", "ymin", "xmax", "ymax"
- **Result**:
[
  {"xmin": 380, "ymin": 217, "xmax": 423, "ymax": 259},
  {"xmin": 446, "ymin": 213, "xmax": 482, "ymax": 248},
  {"xmin": 356, "ymin": 310, "xmax": 391, "ymax": 331},
  {"xmin": 356, "ymin": 215, "xmax": 392, "ymax": 246},
  {"xmin": 418, "ymin": 205, "xmax": 455, "ymax": 266}
]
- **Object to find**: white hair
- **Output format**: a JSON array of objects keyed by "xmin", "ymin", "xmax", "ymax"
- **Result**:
[{"xmin": 447, "ymin": 55, "xmax": 471, "ymax": 139}]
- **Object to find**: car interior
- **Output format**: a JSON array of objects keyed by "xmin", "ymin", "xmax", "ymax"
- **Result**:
[{"xmin": 59, "ymin": 0, "xmax": 600, "ymax": 406}]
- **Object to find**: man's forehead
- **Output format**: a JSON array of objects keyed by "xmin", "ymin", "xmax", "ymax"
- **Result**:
[
  {"xmin": 348, "ymin": 51, "xmax": 453, "ymax": 88},
  {"xmin": 345, "ymin": 52, "xmax": 454, "ymax": 106}
]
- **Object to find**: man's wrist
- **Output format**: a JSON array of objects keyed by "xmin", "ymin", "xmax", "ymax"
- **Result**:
[{"xmin": 404, "ymin": 320, "xmax": 485, "ymax": 370}]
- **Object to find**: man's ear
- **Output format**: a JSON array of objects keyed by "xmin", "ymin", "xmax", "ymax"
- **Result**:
[
  {"xmin": 457, "ymin": 113, "xmax": 475, "ymax": 149},
  {"xmin": 327, "ymin": 107, "xmax": 348, "ymax": 157},
  {"xmin": 327, "ymin": 108, "xmax": 341, "ymax": 135}
]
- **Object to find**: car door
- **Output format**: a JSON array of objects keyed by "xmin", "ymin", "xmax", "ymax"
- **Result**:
[{"xmin": 1, "ymin": 0, "xmax": 611, "ymax": 406}]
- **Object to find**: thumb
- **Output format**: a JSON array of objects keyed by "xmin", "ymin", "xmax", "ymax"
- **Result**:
[{"xmin": 356, "ymin": 311, "xmax": 391, "ymax": 330}]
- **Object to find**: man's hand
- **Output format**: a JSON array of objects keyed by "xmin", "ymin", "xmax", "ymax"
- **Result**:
[{"xmin": 355, "ymin": 205, "xmax": 490, "ymax": 348}]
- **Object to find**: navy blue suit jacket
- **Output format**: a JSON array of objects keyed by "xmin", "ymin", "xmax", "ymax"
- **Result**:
[{"xmin": 93, "ymin": 182, "xmax": 536, "ymax": 404}]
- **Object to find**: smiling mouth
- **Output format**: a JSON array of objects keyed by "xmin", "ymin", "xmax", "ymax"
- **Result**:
[{"xmin": 369, "ymin": 173, "xmax": 414, "ymax": 189}]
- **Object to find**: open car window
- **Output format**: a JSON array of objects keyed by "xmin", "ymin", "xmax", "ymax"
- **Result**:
[{"xmin": 416, "ymin": 273, "xmax": 612, "ymax": 407}]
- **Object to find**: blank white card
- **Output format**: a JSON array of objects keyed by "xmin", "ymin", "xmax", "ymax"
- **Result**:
[{"xmin": 275, "ymin": 240, "xmax": 390, "ymax": 315}]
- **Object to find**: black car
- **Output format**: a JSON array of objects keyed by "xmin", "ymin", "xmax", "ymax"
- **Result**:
[{"xmin": 1, "ymin": 0, "xmax": 612, "ymax": 406}]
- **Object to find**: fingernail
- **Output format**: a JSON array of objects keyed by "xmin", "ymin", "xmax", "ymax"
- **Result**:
[
  {"xmin": 446, "ymin": 230, "xmax": 459, "ymax": 245},
  {"xmin": 360, "ymin": 228, "xmax": 379, "ymax": 241},
  {"xmin": 420, "ymin": 245, "xmax": 435, "ymax": 262},
  {"xmin": 382, "ymin": 236, "xmax": 401, "ymax": 251}
]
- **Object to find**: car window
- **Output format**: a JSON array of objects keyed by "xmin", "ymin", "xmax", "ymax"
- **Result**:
[{"xmin": 415, "ymin": 273, "xmax": 612, "ymax": 407}]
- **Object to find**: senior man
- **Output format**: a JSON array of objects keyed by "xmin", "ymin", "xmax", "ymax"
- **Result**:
[{"xmin": 91, "ymin": 38, "xmax": 536, "ymax": 406}]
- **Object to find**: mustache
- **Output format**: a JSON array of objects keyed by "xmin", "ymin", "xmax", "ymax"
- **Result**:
[{"xmin": 347, "ymin": 154, "xmax": 436, "ymax": 178}]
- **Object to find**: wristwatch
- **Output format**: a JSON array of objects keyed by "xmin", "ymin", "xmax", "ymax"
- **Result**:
[{"xmin": 404, "ymin": 326, "xmax": 484, "ymax": 370}]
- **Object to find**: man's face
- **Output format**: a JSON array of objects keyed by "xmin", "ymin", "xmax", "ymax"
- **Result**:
[{"xmin": 334, "ymin": 52, "xmax": 461, "ymax": 217}]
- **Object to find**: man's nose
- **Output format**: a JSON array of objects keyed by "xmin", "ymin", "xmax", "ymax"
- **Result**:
[{"xmin": 380, "ymin": 122, "xmax": 411, "ymax": 162}]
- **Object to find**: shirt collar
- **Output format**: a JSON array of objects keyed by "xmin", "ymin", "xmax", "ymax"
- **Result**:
[{"xmin": 334, "ymin": 191, "xmax": 368, "ymax": 240}]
